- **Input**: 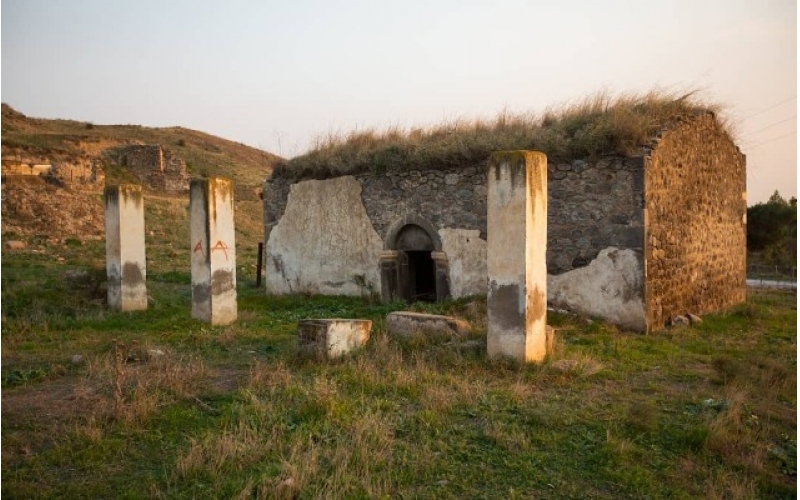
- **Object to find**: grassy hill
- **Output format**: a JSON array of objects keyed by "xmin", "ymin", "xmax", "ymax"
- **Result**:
[
  {"xmin": 1, "ymin": 105, "xmax": 274, "ymax": 266},
  {"xmin": 2, "ymin": 104, "xmax": 281, "ymax": 186}
]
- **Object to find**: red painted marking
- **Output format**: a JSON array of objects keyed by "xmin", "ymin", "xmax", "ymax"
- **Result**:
[
  {"xmin": 193, "ymin": 241, "xmax": 204, "ymax": 254},
  {"xmin": 211, "ymin": 240, "xmax": 229, "ymax": 260}
]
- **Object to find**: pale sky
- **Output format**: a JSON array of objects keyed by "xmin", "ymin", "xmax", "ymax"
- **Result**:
[{"xmin": 2, "ymin": 0, "xmax": 796, "ymax": 203}]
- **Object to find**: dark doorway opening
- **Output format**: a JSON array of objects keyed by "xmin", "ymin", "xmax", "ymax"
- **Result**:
[
  {"xmin": 380, "ymin": 218, "xmax": 451, "ymax": 304},
  {"xmin": 407, "ymin": 250, "xmax": 436, "ymax": 302}
]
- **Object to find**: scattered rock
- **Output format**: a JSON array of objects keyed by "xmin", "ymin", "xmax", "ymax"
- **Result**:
[
  {"xmin": 671, "ymin": 315, "xmax": 690, "ymax": 326},
  {"xmin": 5, "ymin": 240, "xmax": 26, "ymax": 250},
  {"xmin": 687, "ymin": 313, "xmax": 703, "ymax": 325},
  {"xmin": 70, "ymin": 354, "xmax": 84, "ymax": 365}
]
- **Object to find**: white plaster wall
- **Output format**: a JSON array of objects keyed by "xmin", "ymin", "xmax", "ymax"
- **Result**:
[
  {"xmin": 265, "ymin": 176, "xmax": 384, "ymax": 295},
  {"xmin": 548, "ymin": 247, "xmax": 646, "ymax": 332},
  {"xmin": 438, "ymin": 228, "xmax": 487, "ymax": 298}
]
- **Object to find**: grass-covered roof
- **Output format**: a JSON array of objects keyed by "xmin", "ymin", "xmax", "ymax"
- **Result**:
[{"xmin": 271, "ymin": 90, "xmax": 725, "ymax": 181}]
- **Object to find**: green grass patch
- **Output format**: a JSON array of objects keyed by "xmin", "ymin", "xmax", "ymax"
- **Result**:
[{"xmin": 2, "ymin": 244, "xmax": 796, "ymax": 498}]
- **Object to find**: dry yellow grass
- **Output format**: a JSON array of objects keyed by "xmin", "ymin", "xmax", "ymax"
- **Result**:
[{"xmin": 274, "ymin": 89, "xmax": 727, "ymax": 180}]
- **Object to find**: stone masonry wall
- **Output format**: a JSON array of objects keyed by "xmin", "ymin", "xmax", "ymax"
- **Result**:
[
  {"xmin": 644, "ymin": 113, "xmax": 746, "ymax": 330},
  {"xmin": 264, "ymin": 157, "xmax": 643, "ymax": 276},
  {"xmin": 116, "ymin": 145, "xmax": 189, "ymax": 192}
]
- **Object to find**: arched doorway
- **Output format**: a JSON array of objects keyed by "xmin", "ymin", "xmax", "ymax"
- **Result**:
[{"xmin": 380, "ymin": 216, "xmax": 450, "ymax": 303}]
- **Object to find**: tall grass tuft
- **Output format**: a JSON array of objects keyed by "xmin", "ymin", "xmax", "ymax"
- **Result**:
[{"xmin": 273, "ymin": 89, "xmax": 726, "ymax": 180}]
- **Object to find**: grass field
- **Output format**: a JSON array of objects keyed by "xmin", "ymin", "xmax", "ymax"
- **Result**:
[{"xmin": 1, "ymin": 211, "xmax": 796, "ymax": 499}]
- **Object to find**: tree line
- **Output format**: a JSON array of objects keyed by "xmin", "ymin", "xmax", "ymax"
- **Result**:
[{"xmin": 747, "ymin": 191, "xmax": 797, "ymax": 268}]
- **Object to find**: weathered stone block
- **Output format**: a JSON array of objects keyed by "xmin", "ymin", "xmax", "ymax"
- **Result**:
[
  {"xmin": 487, "ymin": 151, "xmax": 548, "ymax": 363},
  {"xmin": 105, "ymin": 184, "xmax": 147, "ymax": 311},
  {"xmin": 190, "ymin": 178, "xmax": 237, "ymax": 325},
  {"xmin": 385, "ymin": 311, "xmax": 470, "ymax": 338},
  {"xmin": 297, "ymin": 319, "xmax": 372, "ymax": 359}
]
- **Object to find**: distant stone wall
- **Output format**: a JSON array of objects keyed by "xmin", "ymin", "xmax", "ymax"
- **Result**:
[
  {"xmin": 643, "ymin": 113, "xmax": 747, "ymax": 330},
  {"xmin": 2, "ymin": 152, "xmax": 104, "ymax": 186},
  {"xmin": 265, "ymin": 157, "xmax": 642, "ymax": 276},
  {"xmin": 115, "ymin": 145, "xmax": 189, "ymax": 191}
]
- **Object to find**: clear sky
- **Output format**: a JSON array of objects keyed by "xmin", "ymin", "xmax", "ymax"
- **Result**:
[{"xmin": 2, "ymin": 0, "xmax": 796, "ymax": 203}]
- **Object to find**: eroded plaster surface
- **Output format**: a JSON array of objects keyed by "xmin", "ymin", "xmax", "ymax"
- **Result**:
[
  {"xmin": 105, "ymin": 184, "xmax": 147, "ymax": 311},
  {"xmin": 438, "ymin": 228, "xmax": 487, "ymax": 298},
  {"xmin": 487, "ymin": 151, "xmax": 548, "ymax": 363},
  {"xmin": 548, "ymin": 247, "xmax": 645, "ymax": 331},
  {"xmin": 265, "ymin": 176, "xmax": 384, "ymax": 295}
]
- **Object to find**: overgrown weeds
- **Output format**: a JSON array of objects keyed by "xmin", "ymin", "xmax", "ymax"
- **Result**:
[
  {"xmin": 1, "ymin": 252, "xmax": 795, "ymax": 499},
  {"xmin": 273, "ymin": 89, "xmax": 727, "ymax": 180}
]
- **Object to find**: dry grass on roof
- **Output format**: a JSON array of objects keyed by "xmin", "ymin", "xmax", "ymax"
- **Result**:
[{"xmin": 272, "ymin": 89, "xmax": 726, "ymax": 181}]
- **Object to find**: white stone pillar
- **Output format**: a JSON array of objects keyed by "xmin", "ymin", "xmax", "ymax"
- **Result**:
[
  {"xmin": 486, "ymin": 151, "xmax": 548, "ymax": 362},
  {"xmin": 105, "ymin": 184, "xmax": 147, "ymax": 311},
  {"xmin": 190, "ymin": 178, "xmax": 237, "ymax": 325}
]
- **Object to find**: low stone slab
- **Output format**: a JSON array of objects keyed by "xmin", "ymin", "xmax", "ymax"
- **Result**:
[
  {"xmin": 297, "ymin": 319, "xmax": 372, "ymax": 359},
  {"xmin": 385, "ymin": 311, "xmax": 470, "ymax": 338}
]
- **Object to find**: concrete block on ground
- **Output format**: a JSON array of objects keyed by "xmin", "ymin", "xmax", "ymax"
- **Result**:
[
  {"xmin": 297, "ymin": 319, "xmax": 372, "ymax": 359},
  {"xmin": 487, "ymin": 151, "xmax": 548, "ymax": 363},
  {"xmin": 386, "ymin": 311, "xmax": 470, "ymax": 338},
  {"xmin": 190, "ymin": 178, "xmax": 237, "ymax": 325},
  {"xmin": 105, "ymin": 184, "xmax": 147, "ymax": 311}
]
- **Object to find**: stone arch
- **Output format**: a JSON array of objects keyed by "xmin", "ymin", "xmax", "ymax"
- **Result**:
[
  {"xmin": 384, "ymin": 214, "xmax": 443, "ymax": 251},
  {"xmin": 380, "ymin": 215, "xmax": 450, "ymax": 303}
]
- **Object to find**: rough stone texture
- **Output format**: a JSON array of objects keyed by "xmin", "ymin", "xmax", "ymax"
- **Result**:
[
  {"xmin": 644, "ymin": 113, "xmax": 746, "ymax": 331},
  {"xmin": 486, "ymin": 151, "xmax": 548, "ymax": 363},
  {"xmin": 263, "ymin": 114, "xmax": 745, "ymax": 332},
  {"xmin": 265, "ymin": 176, "xmax": 384, "ymax": 295},
  {"xmin": 105, "ymin": 184, "xmax": 147, "ymax": 311},
  {"xmin": 111, "ymin": 145, "xmax": 189, "ymax": 192},
  {"xmin": 191, "ymin": 178, "xmax": 237, "ymax": 325},
  {"xmin": 265, "ymin": 158, "xmax": 641, "ymax": 277},
  {"xmin": 546, "ymin": 157, "xmax": 644, "ymax": 274},
  {"xmin": 297, "ymin": 319, "xmax": 372, "ymax": 359},
  {"xmin": 548, "ymin": 247, "xmax": 646, "ymax": 332},
  {"xmin": 385, "ymin": 311, "xmax": 470, "ymax": 338},
  {"xmin": 2, "ymin": 149, "xmax": 105, "ymax": 186},
  {"xmin": 438, "ymin": 228, "xmax": 487, "ymax": 297}
]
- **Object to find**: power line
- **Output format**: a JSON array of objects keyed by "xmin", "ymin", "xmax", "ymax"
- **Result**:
[
  {"xmin": 750, "ymin": 130, "xmax": 797, "ymax": 148},
  {"xmin": 741, "ymin": 96, "xmax": 797, "ymax": 121},
  {"xmin": 747, "ymin": 115, "xmax": 796, "ymax": 136}
]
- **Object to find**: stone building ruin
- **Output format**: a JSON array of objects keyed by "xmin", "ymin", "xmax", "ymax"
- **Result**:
[
  {"xmin": 263, "ymin": 110, "xmax": 747, "ymax": 332},
  {"xmin": 110, "ymin": 145, "xmax": 189, "ymax": 192}
]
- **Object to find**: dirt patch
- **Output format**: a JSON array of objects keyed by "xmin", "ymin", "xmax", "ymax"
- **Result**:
[{"xmin": 1, "ymin": 179, "xmax": 104, "ymax": 239}]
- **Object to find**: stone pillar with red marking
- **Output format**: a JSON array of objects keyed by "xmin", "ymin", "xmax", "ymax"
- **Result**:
[
  {"xmin": 105, "ymin": 184, "xmax": 148, "ymax": 311},
  {"xmin": 190, "ymin": 177, "xmax": 237, "ymax": 325},
  {"xmin": 486, "ymin": 151, "xmax": 548, "ymax": 363}
]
